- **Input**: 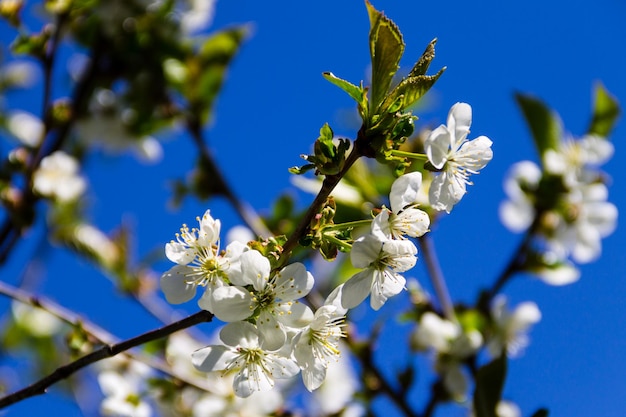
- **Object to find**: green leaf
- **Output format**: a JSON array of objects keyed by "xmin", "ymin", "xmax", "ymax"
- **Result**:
[
  {"xmin": 473, "ymin": 354, "xmax": 508, "ymax": 417},
  {"xmin": 515, "ymin": 93, "xmax": 562, "ymax": 158},
  {"xmin": 530, "ymin": 409, "xmax": 550, "ymax": 417},
  {"xmin": 587, "ymin": 82, "xmax": 620, "ymax": 137},
  {"xmin": 322, "ymin": 72, "xmax": 366, "ymax": 106},
  {"xmin": 408, "ymin": 38, "xmax": 438, "ymax": 77},
  {"xmin": 382, "ymin": 68, "xmax": 445, "ymax": 112},
  {"xmin": 365, "ymin": 0, "xmax": 404, "ymax": 112}
]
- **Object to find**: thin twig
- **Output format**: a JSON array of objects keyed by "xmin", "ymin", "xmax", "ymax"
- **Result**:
[
  {"xmin": 0, "ymin": 281, "xmax": 216, "ymax": 407},
  {"xmin": 346, "ymin": 330, "xmax": 419, "ymax": 417},
  {"xmin": 418, "ymin": 234, "xmax": 455, "ymax": 321},
  {"xmin": 0, "ymin": 308, "xmax": 213, "ymax": 409}
]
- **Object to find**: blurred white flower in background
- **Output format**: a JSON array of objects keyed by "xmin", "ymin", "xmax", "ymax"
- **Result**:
[
  {"xmin": 5, "ymin": 110, "xmax": 44, "ymax": 147},
  {"xmin": 32, "ymin": 151, "xmax": 87, "ymax": 202},
  {"xmin": 487, "ymin": 296, "xmax": 541, "ymax": 357}
]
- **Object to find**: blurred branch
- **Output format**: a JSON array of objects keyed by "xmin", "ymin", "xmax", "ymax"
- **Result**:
[
  {"xmin": 0, "ymin": 281, "xmax": 216, "ymax": 408},
  {"xmin": 186, "ymin": 117, "xmax": 272, "ymax": 239},
  {"xmin": 347, "ymin": 328, "xmax": 419, "ymax": 417},
  {"xmin": 479, "ymin": 217, "xmax": 539, "ymax": 310},
  {"xmin": 0, "ymin": 37, "xmax": 103, "ymax": 265},
  {"xmin": 418, "ymin": 235, "xmax": 455, "ymax": 321}
]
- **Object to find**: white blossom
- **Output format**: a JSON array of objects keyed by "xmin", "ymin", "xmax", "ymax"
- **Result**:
[
  {"xmin": 371, "ymin": 172, "xmax": 430, "ymax": 239},
  {"xmin": 191, "ymin": 321, "xmax": 299, "ymax": 398},
  {"xmin": 32, "ymin": 151, "xmax": 87, "ymax": 202},
  {"xmin": 499, "ymin": 161, "xmax": 542, "ymax": 233},
  {"xmin": 160, "ymin": 210, "xmax": 247, "ymax": 307},
  {"xmin": 6, "ymin": 110, "xmax": 44, "ymax": 147},
  {"xmin": 210, "ymin": 250, "xmax": 314, "ymax": 350},
  {"xmin": 487, "ymin": 296, "xmax": 541, "ymax": 357},
  {"xmin": 424, "ymin": 102, "xmax": 493, "ymax": 212},
  {"xmin": 544, "ymin": 134, "xmax": 614, "ymax": 186},
  {"xmin": 292, "ymin": 305, "xmax": 346, "ymax": 391},
  {"xmin": 341, "ymin": 234, "xmax": 417, "ymax": 310},
  {"xmin": 98, "ymin": 358, "xmax": 153, "ymax": 417},
  {"xmin": 547, "ymin": 182, "xmax": 617, "ymax": 264}
]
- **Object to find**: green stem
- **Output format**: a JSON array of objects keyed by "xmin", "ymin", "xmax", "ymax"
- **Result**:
[
  {"xmin": 322, "ymin": 219, "xmax": 372, "ymax": 232},
  {"xmin": 389, "ymin": 149, "xmax": 429, "ymax": 161},
  {"xmin": 322, "ymin": 233, "xmax": 353, "ymax": 251},
  {"xmin": 278, "ymin": 145, "xmax": 363, "ymax": 268}
]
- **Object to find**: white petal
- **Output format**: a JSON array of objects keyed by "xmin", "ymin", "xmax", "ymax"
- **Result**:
[
  {"xmin": 350, "ymin": 234, "xmax": 383, "ymax": 269},
  {"xmin": 273, "ymin": 262, "xmax": 314, "ymax": 301},
  {"xmin": 381, "ymin": 239, "xmax": 417, "ymax": 272},
  {"xmin": 160, "ymin": 265, "xmax": 197, "ymax": 304},
  {"xmin": 511, "ymin": 302, "xmax": 542, "ymax": 330},
  {"xmin": 341, "ymin": 269, "xmax": 374, "ymax": 310},
  {"xmin": 580, "ymin": 134, "xmax": 614, "ymax": 165},
  {"xmin": 371, "ymin": 210, "xmax": 392, "ymax": 239},
  {"xmin": 219, "ymin": 321, "xmax": 260, "ymax": 348},
  {"xmin": 393, "ymin": 207, "xmax": 430, "ymax": 238},
  {"xmin": 499, "ymin": 200, "xmax": 535, "ymax": 232},
  {"xmin": 267, "ymin": 354, "xmax": 300, "ymax": 379},
  {"xmin": 389, "ymin": 172, "xmax": 423, "ymax": 213},
  {"xmin": 429, "ymin": 170, "xmax": 465, "ymax": 213},
  {"xmin": 370, "ymin": 270, "xmax": 405, "ymax": 310},
  {"xmin": 275, "ymin": 301, "xmax": 314, "ymax": 328},
  {"xmin": 191, "ymin": 345, "xmax": 238, "ymax": 372},
  {"xmin": 233, "ymin": 363, "xmax": 273, "ymax": 397},
  {"xmin": 240, "ymin": 250, "xmax": 271, "ymax": 291},
  {"xmin": 165, "ymin": 241, "xmax": 196, "ymax": 265},
  {"xmin": 456, "ymin": 135, "xmax": 493, "ymax": 169},
  {"xmin": 211, "ymin": 285, "xmax": 255, "ymax": 322},
  {"xmin": 302, "ymin": 361, "xmax": 328, "ymax": 392},
  {"xmin": 257, "ymin": 310, "xmax": 286, "ymax": 351},
  {"xmin": 198, "ymin": 209, "xmax": 221, "ymax": 246},
  {"xmin": 448, "ymin": 102, "xmax": 472, "ymax": 148},
  {"xmin": 424, "ymin": 125, "xmax": 451, "ymax": 169}
]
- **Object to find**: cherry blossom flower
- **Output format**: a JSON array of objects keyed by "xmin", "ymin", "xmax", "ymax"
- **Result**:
[
  {"xmin": 292, "ymin": 305, "xmax": 346, "ymax": 391},
  {"xmin": 341, "ymin": 234, "xmax": 417, "ymax": 310},
  {"xmin": 544, "ymin": 134, "xmax": 614, "ymax": 186},
  {"xmin": 210, "ymin": 250, "xmax": 314, "ymax": 350},
  {"xmin": 424, "ymin": 102, "xmax": 493, "ymax": 212},
  {"xmin": 32, "ymin": 151, "xmax": 87, "ymax": 202},
  {"xmin": 371, "ymin": 171, "xmax": 430, "ymax": 239},
  {"xmin": 191, "ymin": 321, "xmax": 299, "ymax": 398},
  {"xmin": 160, "ymin": 210, "xmax": 248, "ymax": 307},
  {"xmin": 97, "ymin": 358, "xmax": 153, "ymax": 417},
  {"xmin": 487, "ymin": 296, "xmax": 541, "ymax": 357}
]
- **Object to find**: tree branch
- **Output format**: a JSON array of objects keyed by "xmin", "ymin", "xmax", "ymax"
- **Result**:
[
  {"xmin": 418, "ymin": 234, "xmax": 456, "ymax": 321},
  {"xmin": 0, "ymin": 281, "xmax": 214, "ymax": 409}
]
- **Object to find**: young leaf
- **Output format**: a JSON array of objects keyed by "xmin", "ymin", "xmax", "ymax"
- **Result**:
[
  {"xmin": 587, "ymin": 82, "xmax": 620, "ymax": 137},
  {"xmin": 408, "ymin": 38, "xmax": 438, "ymax": 77},
  {"xmin": 381, "ymin": 68, "xmax": 446, "ymax": 112},
  {"xmin": 515, "ymin": 93, "xmax": 562, "ymax": 158},
  {"xmin": 365, "ymin": 0, "xmax": 404, "ymax": 112},
  {"xmin": 473, "ymin": 354, "xmax": 507, "ymax": 417},
  {"xmin": 322, "ymin": 72, "xmax": 366, "ymax": 107}
]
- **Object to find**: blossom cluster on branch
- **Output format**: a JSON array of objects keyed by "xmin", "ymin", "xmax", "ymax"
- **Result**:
[{"xmin": 0, "ymin": 1, "xmax": 619, "ymax": 417}]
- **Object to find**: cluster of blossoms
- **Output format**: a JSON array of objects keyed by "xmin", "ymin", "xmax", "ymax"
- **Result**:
[
  {"xmin": 411, "ymin": 296, "xmax": 541, "ymax": 403},
  {"xmin": 161, "ymin": 210, "xmax": 347, "ymax": 396},
  {"xmin": 158, "ymin": 102, "xmax": 495, "ymax": 398},
  {"xmin": 500, "ymin": 133, "xmax": 617, "ymax": 284}
]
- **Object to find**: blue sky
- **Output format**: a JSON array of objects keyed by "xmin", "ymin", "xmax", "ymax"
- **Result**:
[{"xmin": 2, "ymin": 1, "xmax": 626, "ymax": 416}]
